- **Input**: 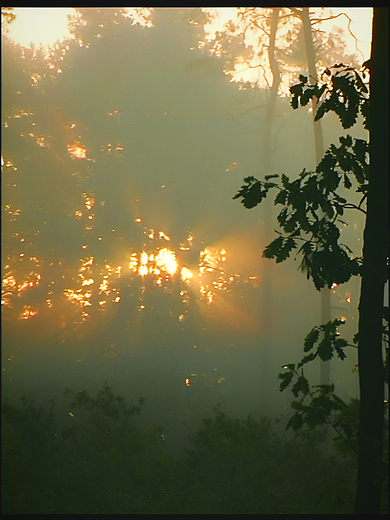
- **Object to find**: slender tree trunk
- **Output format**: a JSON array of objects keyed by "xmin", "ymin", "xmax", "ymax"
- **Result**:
[
  {"xmin": 257, "ymin": 8, "xmax": 281, "ymax": 413},
  {"xmin": 300, "ymin": 7, "xmax": 331, "ymax": 386},
  {"xmin": 261, "ymin": 6, "xmax": 280, "ymax": 320},
  {"xmin": 353, "ymin": 7, "xmax": 388, "ymax": 514},
  {"xmin": 300, "ymin": 8, "xmax": 324, "ymax": 164}
]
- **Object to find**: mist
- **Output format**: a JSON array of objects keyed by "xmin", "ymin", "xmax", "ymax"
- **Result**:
[{"xmin": 2, "ymin": 8, "xmax": 371, "ymax": 514}]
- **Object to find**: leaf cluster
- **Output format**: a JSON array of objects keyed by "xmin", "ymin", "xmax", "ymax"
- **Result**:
[
  {"xmin": 232, "ymin": 174, "xmax": 279, "ymax": 209},
  {"xmin": 287, "ymin": 383, "xmax": 347, "ymax": 431},
  {"xmin": 64, "ymin": 381, "xmax": 144, "ymax": 421},
  {"xmin": 278, "ymin": 371, "xmax": 358, "ymax": 458},
  {"xmin": 278, "ymin": 319, "xmax": 351, "ymax": 395},
  {"xmin": 290, "ymin": 64, "xmax": 370, "ymax": 129},
  {"xmin": 234, "ymin": 134, "xmax": 367, "ymax": 289},
  {"xmin": 277, "ymin": 318, "xmax": 360, "ymax": 452}
]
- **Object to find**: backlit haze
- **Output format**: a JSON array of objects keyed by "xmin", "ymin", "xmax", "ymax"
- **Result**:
[{"xmin": 2, "ymin": 7, "xmax": 371, "ymax": 451}]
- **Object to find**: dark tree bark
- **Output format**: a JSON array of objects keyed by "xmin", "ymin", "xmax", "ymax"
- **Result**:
[{"xmin": 353, "ymin": 7, "xmax": 389, "ymax": 514}]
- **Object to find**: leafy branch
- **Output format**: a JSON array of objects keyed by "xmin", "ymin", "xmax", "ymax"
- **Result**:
[
  {"xmin": 281, "ymin": 371, "xmax": 359, "ymax": 456},
  {"xmin": 278, "ymin": 319, "xmax": 359, "ymax": 455},
  {"xmin": 233, "ymin": 66, "xmax": 370, "ymax": 291},
  {"xmin": 290, "ymin": 64, "xmax": 370, "ymax": 129},
  {"xmin": 233, "ymin": 133, "xmax": 368, "ymax": 289},
  {"xmin": 233, "ymin": 64, "xmax": 382, "ymax": 458}
]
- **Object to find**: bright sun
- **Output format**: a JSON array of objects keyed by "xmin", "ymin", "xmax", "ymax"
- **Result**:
[{"xmin": 4, "ymin": 7, "xmax": 76, "ymax": 49}]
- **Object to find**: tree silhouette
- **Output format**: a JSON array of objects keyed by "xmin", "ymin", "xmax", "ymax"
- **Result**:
[{"xmin": 234, "ymin": 8, "xmax": 388, "ymax": 514}]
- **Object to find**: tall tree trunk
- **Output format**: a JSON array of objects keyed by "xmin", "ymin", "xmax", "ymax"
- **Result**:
[
  {"xmin": 261, "ymin": 6, "xmax": 281, "ymax": 272},
  {"xmin": 300, "ymin": 7, "xmax": 331, "ymax": 385},
  {"xmin": 353, "ymin": 7, "xmax": 388, "ymax": 514},
  {"xmin": 258, "ymin": 8, "xmax": 280, "ymax": 414}
]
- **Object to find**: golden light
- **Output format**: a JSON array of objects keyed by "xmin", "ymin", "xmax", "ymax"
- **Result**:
[
  {"xmin": 18, "ymin": 305, "xmax": 39, "ymax": 320},
  {"xmin": 123, "ymin": 8, "xmax": 154, "ymax": 27},
  {"xmin": 139, "ymin": 265, "xmax": 148, "ymax": 276},
  {"xmin": 155, "ymin": 248, "xmax": 177, "ymax": 275},
  {"xmin": 4, "ymin": 8, "xmax": 76, "ymax": 51},
  {"xmin": 2, "ymin": 274, "xmax": 17, "ymax": 306},
  {"xmin": 140, "ymin": 252, "xmax": 148, "ymax": 265},
  {"xmin": 202, "ymin": 8, "xmax": 373, "ymax": 92},
  {"xmin": 181, "ymin": 266, "xmax": 193, "ymax": 282},
  {"xmin": 129, "ymin": 254, "xmax": 138, "ymax": 272},
  {"xmin": 64, "ymin": 288, "xmax": 91, "ymax": 306},
  {"xmin": 138, "ymin": 252, "xmax": 149, "ymax": 276},
  {"xmin": 68, "ymin": 143, "xmax": 87, "ymax": 160},
  {"xmin": 2, "ymin": 274, "xmax": 17, "ymax": 290},
  {"xmin": 225, "ymin": 161, "xmax": 237, "ymax": 171},
  {"xmin": 84, "ymin": 197, "xmax": 95, "ymax": 210},
  {"xmin": 18, "ymin": 280, "xmax": 35, "ymax": 291},
  {"xmin": 159, "ymin": 231, "xmax": 171, "ymax": 241},
  {"xmin": 99, "ymin": 279, "xmax": 109, "ymax": 293}
]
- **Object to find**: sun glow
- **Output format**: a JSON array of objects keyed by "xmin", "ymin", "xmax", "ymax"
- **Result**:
[
  {"xmin": 4, "ymin": 8, "xmax": 76, "ymax": 50},
  {"xmin": 202, "ymin": 7, "xmax": 373, "ymax": 92},
  {"xmin": 18, "ymin": 305, "xmax": 39, "ymax": 320},
  {"xmin": 68, "ymin": 143, "xmax": 87, "ymax": 160},
  {"xmin": 181, "ymin": 266, "xmax": 193, "ymax": 282},
  {"xmin": 155, "ymin": 248, "xmax": 177, "ymax": 276}
]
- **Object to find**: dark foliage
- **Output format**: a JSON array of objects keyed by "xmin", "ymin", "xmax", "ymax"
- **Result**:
[
  {"xmin": 234, "ymin": 132, "xmax": 367, "ymax": 290},
  {"xmin": 233, "ymin": 59, "xmax": 389, "ymax": 514},
  {"xmin": 1, "ymin": 384, "xmax": 358, "ymax": 514},
  {"xmin": 290, "ymin": 65, "xmax": 370, "ymax": 130},
  {"xmin": 234, "ymin": 64, "xmax": 371, "ymax": 290}
]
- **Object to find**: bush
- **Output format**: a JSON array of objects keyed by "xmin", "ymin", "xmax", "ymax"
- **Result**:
[{"xmin": 1, "ymin": 384, "xmax": 357, "ymax": 514}]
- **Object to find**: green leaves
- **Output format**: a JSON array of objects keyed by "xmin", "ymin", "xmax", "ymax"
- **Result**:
[
  {"xmin": 277, "ymin": 318, "xmax": 358, "ymax": 451},
  {"xmin": 263, "ymin": 236, "xmax": 296, "ymax": 263},
  {"xmin": 234, "ymin": 63, "xmax": 373, "ymax": 455},
  {"xmin": 290, "ymin": 77, "xmax": 327, "ymax": 110},
  {"xmin": 303, "ymin": 327, "xmax": 320, "ymax": 352},
  {"xmin": 233, "ymin": 175, "xmax": 279, "ymax": 209},
  {"xmin": 298, "ymin": 239, "xmax": 362, "ymax": 290},
  {"xmin": 278, "ymin": 369, "xmax": 295, "ymax": 392},
  {"xmin": 279, "ymin": 359, "xmax": 357, "ymax": 451},
  {"xmin": 234, "ymin": 63, "xmax": 371, "ymax": 451},
  {"xmin": 300, "ymin": 319, "xmax": 350, "ymax": 364},
  {"xmin": 278, "ymin": 318, "xmax": 350, "ymax": 391},
  {"xmin": 319, "ymin": 136, "xmax": 369, "ymax": 186},
  {"xmin": 291, "ymin": 375, "xmax": 310, "ymax": 398},
  {"xmin": 234, "ymin": 129, "xmax": 367, "ymax": 291},
  {"xmin": 290, "ymin": 64, "xmax": 370, "ymax": 130}
]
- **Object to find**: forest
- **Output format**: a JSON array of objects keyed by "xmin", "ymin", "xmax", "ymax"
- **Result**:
[{"xmin": 1, "ymin": 7, "xmax": 388, "ymax": 514}]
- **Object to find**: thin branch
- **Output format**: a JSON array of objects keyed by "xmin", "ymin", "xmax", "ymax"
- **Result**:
[
  {"xmin": 342, "ymin": 203, "xmax": 367, "ymax": 215},
  {"xmin": 299, "ymin": 371, "xmax": 359, "ymax": 456}
]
